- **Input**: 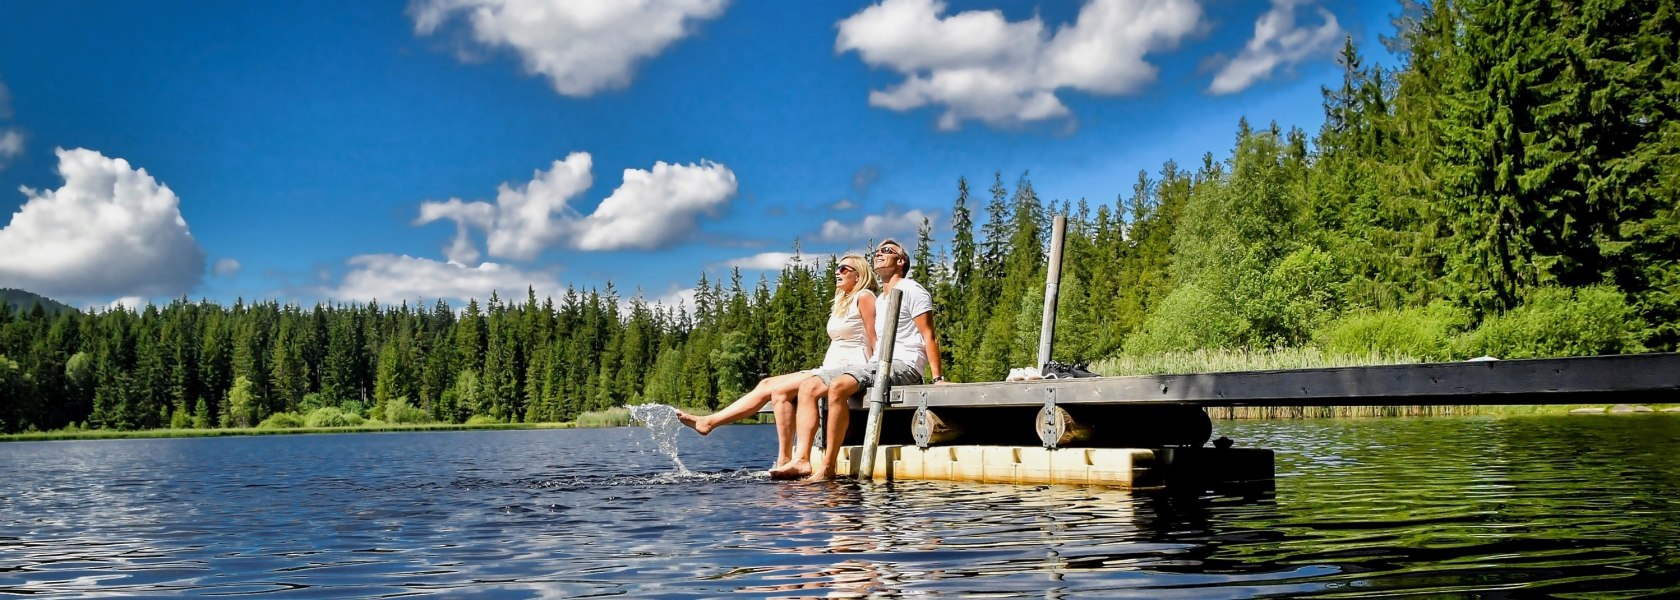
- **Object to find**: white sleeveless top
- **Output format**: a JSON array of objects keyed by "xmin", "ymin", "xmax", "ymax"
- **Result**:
[{"xmin": 819, "ymin": 290, "xmax": 873, "ymax": 369}]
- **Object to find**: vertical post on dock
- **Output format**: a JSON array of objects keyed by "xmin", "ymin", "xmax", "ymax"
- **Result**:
[
  {"xmin": 858, "ymin": 288, "xmax": 903, "ymax": 481},
  {"xmin": 1037, "ymin": 214, "xmax": 1067, "ymax": 371}
]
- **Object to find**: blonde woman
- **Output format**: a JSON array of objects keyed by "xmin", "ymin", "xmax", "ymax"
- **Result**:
[{"xmin": 677, "ymin": 254, "xmax": 878, "ymax": 472}]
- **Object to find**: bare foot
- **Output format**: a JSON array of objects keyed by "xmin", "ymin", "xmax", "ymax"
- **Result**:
[
  {"xmin": 768, "ymin": 459, "xmax": 811, "ymax": 480},
  {"xmin": 675, "ymin": 411, "xmax": 713, "ymax": 436},
  {"xmin": 804, "ymin": 464, "xmax": 837, "ymax": 482}
]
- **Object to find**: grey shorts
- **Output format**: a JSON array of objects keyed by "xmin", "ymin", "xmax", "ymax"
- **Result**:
[{"xmin": 811, "ymin": 361, "xmax": 924, "ymax": 390}]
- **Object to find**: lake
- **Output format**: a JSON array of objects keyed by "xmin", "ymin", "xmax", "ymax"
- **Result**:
[{"xmin": 3, "ymin": 414, "xmax": 1678, "ymax": 597}]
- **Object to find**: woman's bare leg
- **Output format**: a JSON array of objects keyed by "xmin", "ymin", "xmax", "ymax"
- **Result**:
[
  {"xmin": 678, "ymin": 371, "xmax": 809, "ymax": 435},
  {"xmin": 771, "ymin": 386, "xmax": 797, "ymax": 466},
  {"xmin": 770, "ymin": 376, "xmax": 825, "ymax": 479}
]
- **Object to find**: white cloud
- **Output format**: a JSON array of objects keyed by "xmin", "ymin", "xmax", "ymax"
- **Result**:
[
  {"xmin": 719, "ymin": 251, "xmax": 796, "ymax": 271},
  {"xmin": 573, "ymin": 159, "xmax": 737, "ymax": 251},
  {"xmin": 831, "ymin": 198, "xmax": 858, "ymax": 210},
  {"xmin": 817, "ymin": 208, "xmax": 935, "ymax": 243},
  {"xmin": 0, "ymin": 130, "xmax": 21, "ymax": 162},
  {"xmin": 325, "ymin": 254, "xmax": 562, "ymax": 305},
  {"xmin": 416, "ymin": 153, "xmax": 737, "ymax": 261},
  {"xmin": 213, "ymin": 258, "xmax": 241, "ymax": 277},
  {"xmin": 107, "ymin": 296, "xmax": 147, "ymax": 312},
  {"xmin": 836, "ymin": 0, "xmax": 1201, "ymax": 130},
  {"xmin": 652, "ymin": 286, "xmax": 695, "ymax": 312},
  {"xmin": 0, "ymin": 148, "xmax": 205, "ymax": 298},
  {"xmin": 1208, "ymin": 0, "xmax": 1342, "ymax": 95},
  {"xmin": 411, "ymin": 0, "xmax": 729, "ymax": 97}
]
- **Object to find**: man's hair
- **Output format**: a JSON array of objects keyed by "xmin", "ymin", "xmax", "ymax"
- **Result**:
[{"xmin": 876, "ymin": 238, "xmax": 910, "ymax": 274}]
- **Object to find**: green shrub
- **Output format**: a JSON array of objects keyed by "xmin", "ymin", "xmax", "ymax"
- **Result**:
[
  {"xmin": 1316, "ymin": 301, "xmax": 1470, "ymax": 361},
  {"xmin": 1251, "ymin": 246, "xmax": 1345, "ymax": 347},
  {"xmin": 257, "ymin": 412, "xmax": 306, "ymax": 429},
  {"xmin": 303, "ymin": 407, "xmax": 365, "ymax": 428},
  {"xmin": 1125, "ymin": 283, "xmax": 1248, "ymax": 354},
  {"xmin": 383, "ymin": 396, "xmax": 431, "ymax": 425},
  {"xmin": 463, "ymin": 414, "xmax": 502, "ymax": 426},
  {"xmin": 1457, "ymin": 285, "xmax": 1645, "ymax": 358},
  {"xmin": 575, "ymin": 406, "xmax": 632, "ymax": 428},
  {"xmin": 299, "ymin": 392, "xmax": 330, "ymax": 412}
]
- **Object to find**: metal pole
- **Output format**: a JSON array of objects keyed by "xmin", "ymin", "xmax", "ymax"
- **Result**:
[
  {"xmin": 857, "ymin": 288, "xmax": 902, "ymax": 480},
  {"xmin": 1037, "ymin": 214, "xmax": 1067, "ymax": 371}
]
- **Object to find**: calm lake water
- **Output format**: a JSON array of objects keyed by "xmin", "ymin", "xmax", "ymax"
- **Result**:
[{"xmin": 3, "ymin": 415, "xmax": 1679, "ymax": 598}]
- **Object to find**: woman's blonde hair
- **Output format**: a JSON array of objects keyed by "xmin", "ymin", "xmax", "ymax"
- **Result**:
[{"xmin": 831, "ymin": 254, "xmax": 877, "ymax": 317}]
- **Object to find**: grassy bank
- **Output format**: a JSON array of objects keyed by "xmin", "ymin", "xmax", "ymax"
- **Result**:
[{"xmin": 0, "ymin": 406, "xmax": 662, "ymax": 442}]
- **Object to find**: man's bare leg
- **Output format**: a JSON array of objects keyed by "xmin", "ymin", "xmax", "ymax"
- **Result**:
[
  {"xmin": 808, "ymin": 375, "xmax": 860, "ymax": 482},
  {"xmin": 770, "ymin": 376, "xmax": 826, "ymax": 479}
]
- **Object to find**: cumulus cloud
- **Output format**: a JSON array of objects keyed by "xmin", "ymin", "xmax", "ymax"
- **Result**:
[
  {"xmin": 0, "ymin": 130, "xmax": 20, "ymax": 163},
  {"xmin": 573, "ymin": 159, "xmax": 737, "ymax": 250},
  {"xmin": 416, "ymin": 153, "xmax": 737, "ymax": 261},
  {"xmin": 817, "ymin": 208, "xmax": 935, "ymax": 243},
  {"xmin": 325, "ymin": 254, "xmax": 562, "ymax": 305},
  {"xmin": 836, "ymin": 0, "xmax": 1201, "ymax": 130},
  {"xmin": 411, "ymin": 0, "xmax": 729, "ymax": 97},
  {"xmin": 213, "ymin": 258, "xmax": 241, "ymax": 277},
  {"xmin": 719, "ymin": 251, "xmax": 796, "ymax": 271},
  {"xmin": 1208, "ymin": 0, "xmax": 1342, "ymax": 95},
  {"xmin": 0, "ymin": 148, "xmax": 206, "ymax": 298}
]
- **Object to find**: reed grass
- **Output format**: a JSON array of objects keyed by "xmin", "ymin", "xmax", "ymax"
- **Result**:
[
  {"xmin": 574, "ymin": 407, "xmax": 633, "ymax": 428},
  {"xmin": 1091, "ymin": 347, "xmax": 1424, "ymax": 376}
]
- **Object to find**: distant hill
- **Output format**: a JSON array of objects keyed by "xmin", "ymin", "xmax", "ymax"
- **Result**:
[{"xmin": 0, "ymin": 288, "xmax": 76, "ymax": 315}]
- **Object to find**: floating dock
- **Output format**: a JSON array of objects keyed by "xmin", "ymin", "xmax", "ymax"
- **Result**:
[{"xmin": 830, "ymin": 353, "xmax": 1680, "ymax": 488}]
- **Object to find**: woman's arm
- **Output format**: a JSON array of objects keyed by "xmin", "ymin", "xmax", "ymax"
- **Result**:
[{"xmin": 858, "ymin": 291, "xmax": 877, "ymax": 360}]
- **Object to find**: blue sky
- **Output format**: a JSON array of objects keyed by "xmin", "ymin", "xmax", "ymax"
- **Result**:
[{"xmin": 0, "ymin": 0, "xmax": 1400, "ymax": 311}]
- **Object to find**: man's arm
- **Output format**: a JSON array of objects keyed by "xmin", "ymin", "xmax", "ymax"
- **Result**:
[{"xmin": 913, "ymin": 312, "xmax": 947, "ymax": 384}]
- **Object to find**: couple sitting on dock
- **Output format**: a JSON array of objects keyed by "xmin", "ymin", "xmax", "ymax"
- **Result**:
[{"xmin": 677, "ymin": 238, "xmax": 948, "ymax": 481}]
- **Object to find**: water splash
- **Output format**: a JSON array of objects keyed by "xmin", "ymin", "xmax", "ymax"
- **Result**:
[{"xmin": 628, "ymin": 404, "xmax": 691, "ymax": 475}]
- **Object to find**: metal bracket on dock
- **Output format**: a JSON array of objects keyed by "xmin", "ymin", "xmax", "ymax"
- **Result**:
[{"xmin": 1039, "ymin": 387, "xmax": 1060, "ymax": 449}]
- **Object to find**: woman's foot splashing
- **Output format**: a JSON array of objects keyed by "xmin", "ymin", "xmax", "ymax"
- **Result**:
[
  {"xmin": 768, "ymin": 459, "xmax": 811, "ymax": 480},
  {"xmin": 675, "ymin": 410, "xmax": 713, "ymax": 436}
]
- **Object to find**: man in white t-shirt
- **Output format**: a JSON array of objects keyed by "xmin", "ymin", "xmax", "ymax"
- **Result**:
[{"xmin": 773, "ymin": 238, "xmax": 948, "ymax": 481}]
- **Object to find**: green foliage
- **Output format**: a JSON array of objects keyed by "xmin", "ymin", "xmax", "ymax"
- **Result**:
[
  {"xmin": 1124, "ymin": 283, "xmax": 1248, "ymax": 354},
  {"xmin": 383, "ymin": 396, "xmax": 431, "ymax": 425},
  {"xmin": 1316, "ymin": 301, "xmax": 1470, "ymax": 361},
  {"xmin": 169, "ymin": 402, "xmax": 192, "ymax": 429},
  {"xmin": 1250, "ymin": 246, "xmax": 1347, "ymax": 347},
  {"xmin": 1457, "ymin": 286, "xmax": 1646, "ymax": 359},
  {"xmin": 574, "ymin": 406, "xmax": 632, "ymax": 428},
  {"xmin": 463, "ymin": 414, "xmax": 501, "ymax": 426},
  {"xmin": 303, "ymin": 406, "xmax": 365, "ymax": 428},
  {"xmin": 225, "ymin": 376, "xmax": 260, "ymax": 428},
  {"xmin": 256, "ymin": 411, "xmax": 306, "ymax": 429}
]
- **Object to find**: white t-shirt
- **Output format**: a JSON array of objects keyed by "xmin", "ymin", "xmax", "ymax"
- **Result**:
[{"xmin": 875, "ymin": 277, "xmax": 933, "ymax": 373}]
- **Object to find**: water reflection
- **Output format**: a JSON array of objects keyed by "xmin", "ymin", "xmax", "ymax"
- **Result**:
[{"xmin": 1, "ymin": 417, "xmax": 1678, "ymax": 597}]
